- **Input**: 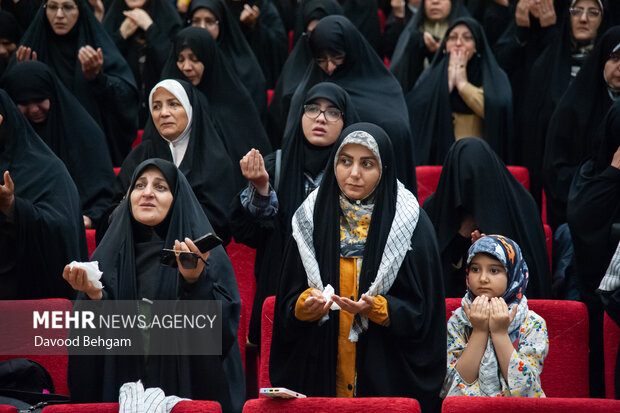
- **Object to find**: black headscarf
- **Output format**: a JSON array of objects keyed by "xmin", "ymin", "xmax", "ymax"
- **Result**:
[
  {"xmin": 103, "ymin": 0, "xmax": 182, "ymax": 124},
  {"xmin": 0, "ymin": 11, "xmax": 22, "ymax": 78},
  {"xmin": 339, "ymin": 0, "xmax": 381, "ymax": 54},
  {"xmin": 188, "ymin": 0, "xmax": 267, "ymax": 114},
  {"xmin": 69, "ymin": 158, "xmax": 244, "ymax": 413},
  {"xmin": 268, "ymin": 0, "xmax": 344, "ymax": 149},
  {"xmin": 115, "ymin": 80, "xmax": 236, "ymax": 244},
  {"xmin": 276, "ymin": 16, "xmax": 417, "ymax": 192},
  {"xmin": 0, "ymin": 88, "xmax": 86, "ymax": 299},
  {"xmin": 406, "ymin": 17, "xmax": 513, "ymax": 166},
  {"xmin": 1, "ymin": 61, "xmax": 116, "ymax": 227},
  {"xmin": 270, "ymin": 122, "xmax": 446, "ymax": 411},
  {"xmin": 162, "ymin": 27, "xmax": 272, "ymax": 191},
  {"xmin": 16, "ymin": 0, "xmax": 139, "ymax": 166},
  {"xmin": 423, "ymin": 138, "xmax": 551, "ymax": 299},
  {"xmin": 543, "ymin": 25, "xmax": 620, "ymax": 229},
  {"xmin": 390, "ymin": 0, "xmax": 471, "ymax": 93}
]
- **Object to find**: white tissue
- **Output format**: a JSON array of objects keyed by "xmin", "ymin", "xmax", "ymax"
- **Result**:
[
  {"xmin": 323, "ymin": 284, "xmax": 340, "ymax": 311},
  {"xmin": 69, "ymin": 261, "xmax": 103, "ymax": 289}
]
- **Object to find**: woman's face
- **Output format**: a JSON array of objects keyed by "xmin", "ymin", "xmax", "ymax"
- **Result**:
[
  {"xmin": 191, "ymin": 8, "xmax": 220, "ymax": 40},
  {"xmin": 17, "ymin": 99, "xmax": 51, "ymax": 124},
  {"xmin": 130, "ymin": 166, "xmax": 174, "ymax": 227},
  {"xmin": 151, "ymin": 87, "xmax": 189, "ymax": 141},
  {"xmin": 315, "ymin": 52, "xmax": 345, "ymax": 76},
  {"xmin": 605, "ymin": 51, "xmax": 620, "ymax": 89},
  {"xmin": 570, "ymin": 0, "xmax": 603, "ymax": 43},
  {"xmin": 177, "ymin": 48, "xmax": 204, "ymax": 86},
  {"xmin": 0, "ymin": 38, "xmax": 17, "ymax": 60},
  {"xmin": 425, "ymin": 0, "xmax": 451, "ymax": 22},
  {"xmin": 445, "ymin": 24, "xmax": 476, "ymax": 60},
  {"xmin": 125, "ymin": 0, "xmax": 146, "ymax": 8},
  {"xmin": 301, "ymin": 97, "xmax": 344, "ymax": 146},
  {"xmin": 46, "ymin": 0, "xmax": 79, "ymax": 36},
  {"xmin": 467, "ymin": 253, "xmax": 508, "ymax": 298},
  {"xmin": 335, "ymin": 143, "xmax": 381, "ymax": 200}
]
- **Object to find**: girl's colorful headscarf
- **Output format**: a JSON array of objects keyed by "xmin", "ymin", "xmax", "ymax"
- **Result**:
[{"xmin": 466, "ymin": 235, "xmax": 529, "ymax": 304}]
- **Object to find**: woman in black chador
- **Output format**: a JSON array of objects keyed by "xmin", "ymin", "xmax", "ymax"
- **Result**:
[
  {"xmin": 270, "ymin": 122, "xmax": 445, "ymax": 412},
  {"xmin": 0, "ymin": 89, "xmax": 86, "ymax": 300},
  {"xmin": 1, "ymin": 61, "xmax": 116, "ymax": 231},
  {"xmin": 15, "ymin": 0, "xmax": 139, "ymax": 166},
  {"xmin": 423, "ymin": 138, "xmax": 551, "ymax": 299},
  {"xmin": 64, "ymin": 158, "xmax": 245, "ymax": 413}
]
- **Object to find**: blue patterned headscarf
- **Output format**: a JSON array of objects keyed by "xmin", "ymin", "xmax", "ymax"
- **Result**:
[{"xmin": 466, "ymin": 235, "xmax": 529, "ymax": 304}]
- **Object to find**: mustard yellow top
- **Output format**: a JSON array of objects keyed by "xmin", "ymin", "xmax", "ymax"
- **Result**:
[
  {"xmin": 453, "ymin": 83, "xmax": 484, "ymax": 141},
  {"xmin": 294, "ymin": 257, "xmax": 389, "ymax": 397}
]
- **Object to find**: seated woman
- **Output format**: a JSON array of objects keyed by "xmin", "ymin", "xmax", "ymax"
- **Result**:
[
  {"xmin": 15, "ymin": 0, "xmax": 139, "ymax": 166},
  {"xmin": 187, "ymin": 0, "xmax": 267, "ymax": 115},
  {"xmin": 112, "ymin": 79, "xmax": 236, "ymax": 244},
  {"xmin": 63, "ymin": 158, "xmax": 244, "ymax": 413},
  {"xmin": 162, "ymin": 26, "xmax": 272, "ymax": 191},
  {"xmin": 231, "ymin": 82, "xmax": 359, "ymax": 344},
  {"xmin": 423, "ymin": 138, "xmax": 550, "ymax": 299},
  {"xmin": 443, "ymin": 235, "xmax": 549, "ymax": 397},
  {"xmin": 270, "ymin": 122, "xmax": 446, "ymax": 412},
  {"xmin": 1, "ymin": 61, "xmax": 116, "ymax": 230},
  {"xmin": 406, "ymin": 17, "xmax": 513, "ymax": 165},
  {"xmin": 103, "ymin": 0, "xmax": 182, "ymax": 125},
  {"xmin": 390, "ymin": 0, "xmax": 470, "ymax": 92},
  {"xmin": 0, "ymin": 89, "xmax": 86, "ymax": 299}
]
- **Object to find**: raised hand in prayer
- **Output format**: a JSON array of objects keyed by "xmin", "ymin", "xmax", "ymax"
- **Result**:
[
  {"xmin": 15, "ymin": 46, "xmax": 38, "ymax": 62},
  {"xmin": 453, "ymin": 49, "xmax": 469, "ymax": 91},
  {"xmin": 488, "ymin": 297, "xmax": 518, "ymax": 334},
  {"xmin": 88, "ymin": 0, "xmax": 105, "ymax": 22},
  {"xmin": 611, "ymin": 145, "xmax": 620, "ymax": 169},
  {"xmin": 515, "ymin": 0, "xmax": 532, "ymax": 27},
  {"xmin": 240, "ymin": 4, "xmax": 260, "ymax": 30},
  {"xmin": 240, "ymin": 149, "xmax": 270, "ymax": 196},
  {"xmin": 0, "ymin": 169, "xmax": 15, "ymax": 217},
  {"xmin": 78, "ymin": 46, "xmax": 104, "ymax": 80},
  {"xmin": 304, "ymin": 289, "xmax": 332, "ymax": 318},
  {"xmin": 119, "ymin": 14, "xmax": 140, "ymax": 39},
  {"xmin": 493, "ymin": 0, "xmax": 509, "ymax": 6},
  {"xmin": 423, "ymin": 32, "xmax": 441, "ymax": 53},
  {"xmin": 174, "ymin": 237, "xmax": 211, "ymax": 283},
  {"xmin": 123, "ymin": 8, "xmax": 154, "ymax": 32},
  {"xmin": 331, "ymin": 294, "xmax": 374, "ymax": 315},
  {"xmin": 532, "ymin": 0, "xmax": 556, "ymax": 28},
  {"xmin": 62, "ymin": 265, "xmax": 103, "ymax": 300},
  {"xmin": 463, "ymin": 295, "xmax": 490, "ymax": 332}
]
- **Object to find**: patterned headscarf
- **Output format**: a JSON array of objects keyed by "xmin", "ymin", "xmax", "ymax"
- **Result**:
[{"xmin": 466, "ymin": 235, "xmax": 529, "ymax": 305}]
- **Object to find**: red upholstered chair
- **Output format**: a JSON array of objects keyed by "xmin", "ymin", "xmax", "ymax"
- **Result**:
[
  {"xmin": 0, "ymin": 406, "xmax": 17, "ymax": 413},
  {"xmin": 243, "ymin": 397, "xmax": 420, "ymax": 412},
  {"xmin": 267, "ymin": 90, "xmax": 274, "ymax": 106},
  {"xmin": 172, "ymin": 400, "xmax": 222, "ymax": 412},
  {"xmin": 0, "ymin": 299, "xmax": 73, "ymax": 396},
  {"xmin": 441, "ymin": 395, "xmax": 620, "ymax": 412},
  {"xmin": 132, "ymin": 130, "xmax": 143, "ymax": 149},
  {"xmin": 604, "ymin": 311, "xmax": 620, "ymax": 399},
  {"xmin": 415, "ymin": 165, "xmax": 442, "ymax": 206},
  {"xmin": 288, "ymin": 31, "xmax": 294, "ymax": 54},
  {"xmin": 86, "ymin": 229, "xmax": 97, "ymax": 258},
  {"xmin": 377, "ymin": 9, "xmax": 386, "ymax": 35},
  {"xmin": 259, "ymin": 296, "xmax": 276, "ymax": 392},
  {"xmin": 42, "ymin": 403, "xmax": 118, "ymax": 412},
  {"xmin": 445, "ymin": 298, "xmax": 589, "ymax": 398},
  {"xmin": 113, "ymin": 167, "xmax": 120, "ymax": 176}
]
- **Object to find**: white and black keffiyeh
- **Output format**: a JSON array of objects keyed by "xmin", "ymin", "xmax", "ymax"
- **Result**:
[{"xmin": 599, "ymin": 240, "xmax": 620, "ymax": 292}]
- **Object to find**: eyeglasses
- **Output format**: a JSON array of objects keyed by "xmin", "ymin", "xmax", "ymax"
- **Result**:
[
  {"xmin": 45, "ymin": 3, "xmax": 78, "ymax": 13},
  {"xmin": 303, "ymin": 104, "xmax": 343, "ymax": 122},
  {"xmin": 160, "ymin": 249, "xmax": 208, "ymax": 269},
  {"xmin": 569, "ymin": 7, "xmax": 602, "ymax": 18},
  {"xmin": 190, "ymin": 17, "xmax": 219, "ymax": 27},
  {"xmin": 446, "ymin": 34, "xmax": 474, "ymax": 43},
  {"xmin": 315, "ymin": 54, "xmax": 346, "ymax": 67}
]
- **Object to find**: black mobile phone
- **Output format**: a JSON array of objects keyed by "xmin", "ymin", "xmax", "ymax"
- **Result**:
[{"xmin": 193, "ymin": 233, "xmax": 223, "ymax": 253}]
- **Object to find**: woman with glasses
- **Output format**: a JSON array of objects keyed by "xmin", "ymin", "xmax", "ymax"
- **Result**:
[
  {"xmin": 161, "ymin": 26, "xmax": 271, "ymax": 192},
  {"xmin": 14, "ymin": 0, "xmax": 139, "ymax": 166},
  {"xmin": 231, "ymin": 82, "xmax": 359, "ymax": 345},
  {"xmin": 269, "ymin": 122, "xmax": 445, "ymax": 411},
  {"xmin": 103, "ymin": 0, "xmax": 182, "ymax": 126},
  {"xmin": 63, "ymin": 158, "xmax": 244, "ymax": 412},
  {"xmin": 406, "ymin": 17, "xmax": 513, "ymax": 165},
  {"xmin": 187, "ymin": 0, "xmax": 267, "ymax": 115}
]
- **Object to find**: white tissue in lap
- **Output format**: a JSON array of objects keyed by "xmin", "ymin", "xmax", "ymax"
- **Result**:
[
  {"xmin": 322, "ymin": 284, "xmax": 341, "ymax": 310},
  {"xmin": 69, "ymin": 261, "xmax": 103, "ymax": 289}
]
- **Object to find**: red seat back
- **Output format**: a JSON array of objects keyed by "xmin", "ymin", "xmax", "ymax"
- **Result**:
[
  {"xmin": 604, "ymin": 312, "xmax": 620, "ymax": 399},
  {"xmin": 441, "ymin": 395, "xmax": 620, "ymax": 412},
  {"xmin": 259, "ymin": 296, "xmax": 276, "ymax": 392},
  {"xmin": 243, "ymin": 397, "xmax": 420, "ymax": 412}
]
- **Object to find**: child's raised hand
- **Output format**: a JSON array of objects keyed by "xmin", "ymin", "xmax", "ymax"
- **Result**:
[
  {"xmin": 464, "ymin": 295, "xmax": 490, "ymax": 332},
  {"xmin": 489, "ymin": 297, "xmax": 518, "ymax": 335}
]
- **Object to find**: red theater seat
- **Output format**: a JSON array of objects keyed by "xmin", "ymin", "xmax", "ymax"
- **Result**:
[
  {"xmin": 41, "ymin": 401, "xmax": 222, "ymax": 412},
  {"xmin": 0, "ymin": 406, "xmax": 17, "ymax": 413},
  {"xmin": 259, "ymin": 296, "xmax": 276, "ymax": 392},
  {"xmin": 132, "ymin": 130, "xmax": 143, "ymax": 149},
  {"xmin": 441, "ymin": 395, "xmax": 620, "ymax": 412},
  {"xmin": 445, "ymin": 298, "xmax": 589, "ymax": 398},
  {"xmin": 267, "ymin": 90, "xmax": 274, "ymax": 106},
  {"xmin": 86, "ymin": 229, "xmax": 96, "ymax": 258},
  {"xmin": 604, "ymin": 311, "xmax": 620, "ymax": 399},
  {"xmin": 243, "ymin": 397, "xmax": 420, "ymax": 412}
]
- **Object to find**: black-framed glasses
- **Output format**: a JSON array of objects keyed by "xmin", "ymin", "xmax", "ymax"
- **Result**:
[
  {"xmin": 44, "ymin": 3, "xmax": 78, "ymax": 13},
  {"xmin": 569, "ymin": 7, "xmax": 602, "ymax": 18},
  {"xmin": 303, "ymin": 104, "xmax": 343, "ymax": 122},
  {"xmin": 315, "ymin": 54, "xmax": 346, "ymax": 67},
  {"xmin": 160, "ymin": 249, "xmax": 208, "ymax": 269}
]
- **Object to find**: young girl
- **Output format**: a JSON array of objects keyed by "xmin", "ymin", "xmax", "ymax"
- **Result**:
[{"xmin": 443, "ymin": 235, "xmax": 549, "ymax": 397}]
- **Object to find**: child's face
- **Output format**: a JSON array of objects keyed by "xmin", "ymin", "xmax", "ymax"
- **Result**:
[{"xmin": 468, "ymin": 253, "xmax": 508, "ymax": 298}]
